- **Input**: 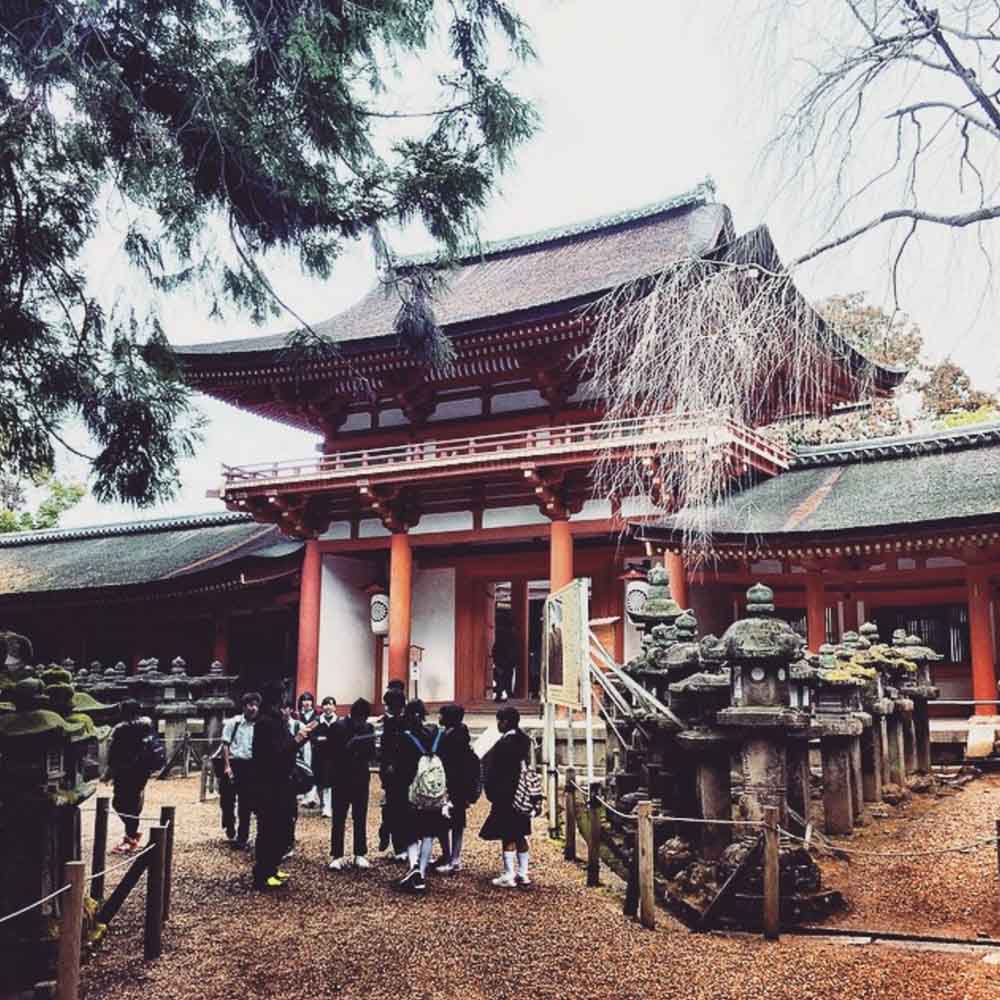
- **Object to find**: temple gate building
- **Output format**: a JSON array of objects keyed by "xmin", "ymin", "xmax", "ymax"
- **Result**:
[{"xmin": 168, "ymin": 185, "xmax": 906, "ymax": 707}]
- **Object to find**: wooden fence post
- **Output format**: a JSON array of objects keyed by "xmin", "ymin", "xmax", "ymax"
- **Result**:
[
  {"xmin": 564, "ymin": 767, "xmax": 577, "ymax": 861},
  {"xmin": 56, "ymin": 861, "xmax": 86, "ymax": 1000},
  {"xmin": 91, "ymin": 796, "xmax": 110, "ymax": 901},
  {"xmin": 762, "ymin": 806, "xmax": 780, "ymax": 941},
  {"xmin": 637, "ymin": 800, "xmax": 655, "ymax": 930},
  {"xmin": 159, "ymin": 806, "xmax": 176, "ymax": 923},
  {"xmin": 144, "ymin": 826, "xmax": 166, "ymax": 961},
  {"xmin": 586, "ymin": 783, "xmax": 601, "ymax": 887}
]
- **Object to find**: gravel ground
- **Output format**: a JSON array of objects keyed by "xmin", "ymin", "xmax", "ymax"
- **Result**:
[
  {"xmin": 76, "ymin": 776, "xmax": 999, "ymax": 1000},
  {"xmin": 816, "ymin": 773, "xmax": 1000, "ymax": 939}
]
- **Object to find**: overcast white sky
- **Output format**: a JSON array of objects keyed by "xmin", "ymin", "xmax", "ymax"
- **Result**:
[{"xmin": 60, "ymin": 0, "xmax": 999, "ymax": 528}]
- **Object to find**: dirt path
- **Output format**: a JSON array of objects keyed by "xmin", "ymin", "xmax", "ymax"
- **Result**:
[
  {"xmin": 78, "ymin": 777, "xmax": 999, "ymax": 1000},
  {"xmin": 816, "ymin": 773, "xmax": 1000, "ymax": 939}
]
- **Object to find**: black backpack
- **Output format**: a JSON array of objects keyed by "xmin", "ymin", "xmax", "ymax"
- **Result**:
[
  {"xmin": 458, "ymin": 745, "xmax": 483, "ymax": 805},
  {"xmin": 143, "ymin": 732, "xmax": 167, "ymax": 774}
]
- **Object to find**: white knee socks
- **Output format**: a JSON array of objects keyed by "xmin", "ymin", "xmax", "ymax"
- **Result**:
[
  {"xmin": 418, "ymin": 837, "xmax": 435, "ymax": 876},
  {"xmin": 451, "ymin": 829, "xmax": 465, "ymax": 865},
  {"xmin": 406, "ymin": 842, "xmax": 420, "ymax": 870},
  {"xmin": 502, "ymin": 850, "xmax": 516, "ymax": 876},
  {"xmin": 517, "ymin": 850, "xmax": 530, "ymax": 879}
]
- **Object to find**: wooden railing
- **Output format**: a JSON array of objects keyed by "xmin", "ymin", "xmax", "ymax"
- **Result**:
[{"xmin": 220, "ymin": 413, "xmax": 792, "ymax": 492}]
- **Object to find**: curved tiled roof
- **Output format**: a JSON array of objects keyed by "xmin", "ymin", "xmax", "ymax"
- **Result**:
[
  {"xmin": 635, "ymin": 424, "xmax": 1000, "ymax": 540},
  {"xmin": 175, "ymin": 184, "xmax": 728, "ymax": 361},
  {"xmin": 0, "ymin": 512, "xmax": 294, "ymax": 596}
]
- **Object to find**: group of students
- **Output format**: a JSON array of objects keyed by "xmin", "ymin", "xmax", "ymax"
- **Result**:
[{"xmin": 218, "ymin": 678, "xmax": 538, "ymax": 893}]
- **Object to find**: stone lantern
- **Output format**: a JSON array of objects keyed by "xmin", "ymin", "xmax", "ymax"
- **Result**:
[
  {"xmin": 156, "ymin": 656, "xmax": 199, "ymax": 761},
  {"xmin": 716, "ymin": 583, "xmax": 809, "ymax": 827},
  {"xmin": 191, "ymin": 659, "xmax": 239, "ymax": 745},
  {"xmin": 813, "ymin": 649, "xmax": 870, "ymax": 834},
  {"xmin": 0, "ymin": 677, "xmax": 94, "ymax": 995},
  {"xmin": 90, "ymin": 660, "xmax": 130, "ymax": 709},
  {"xmin": 890, "ymin": 630, "xmax": 941, "ymax": 775},
  {"xmin": 670, "ymin": 669, "xmax": 734, "ymax": 859}
]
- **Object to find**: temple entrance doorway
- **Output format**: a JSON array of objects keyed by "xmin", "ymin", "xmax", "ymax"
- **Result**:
[{"xmin": 482, "ymin": 579, "xmax": 549, "ymax": 702}]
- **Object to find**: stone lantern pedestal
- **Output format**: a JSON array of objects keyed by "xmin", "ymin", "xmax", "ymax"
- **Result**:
[
  {"xmin": 0, "ymin": 678, "xmax": 95, "ymax": 995},
  {"xmin": 885, "ymin": 697, "xmax": 914, "ymax": 787}
]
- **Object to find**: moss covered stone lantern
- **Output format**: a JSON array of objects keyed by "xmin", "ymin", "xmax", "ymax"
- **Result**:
[{"xmin": 716, "ymin": 583, "xmax": 809, "ymax": 826}]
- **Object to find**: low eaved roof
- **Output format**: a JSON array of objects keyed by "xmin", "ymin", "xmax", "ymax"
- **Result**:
[
  {"xmin": 633, "ymin": 423, "xmax": 1000, "ymax": 542},
  {"xmin": 0, "ymin": 512, "xmax": 299, "ymax": 597},
  {"xmin": 175, "ymin": 184, "xmax": 728, "ymax": 363}
]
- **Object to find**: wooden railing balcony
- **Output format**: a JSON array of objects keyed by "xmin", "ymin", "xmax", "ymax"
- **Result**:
[{"xmin": 219, "ymin": 414, "xmax": 792, "ymax": 499}]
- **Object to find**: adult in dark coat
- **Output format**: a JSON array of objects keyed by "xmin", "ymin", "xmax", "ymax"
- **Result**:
[
  {"xmin": 480, "ymin": 705, "xmax": 533, "ymax": 887},
  {"xmin": 328, "ymin": 698, "xmax": 376, "ymax": 869},
  {"xmin": 434, "ymin": 703, "xmax": 477, "ymax": 872},
  {"xmin": 251, "ymin": 683, "xmax": 315, "ymax": 890},
  {"xmin": 106, "ymin": 699, "xmax": 151, "ymax": 853},
  {"xmin": 393, "ymin": 699, "xmax": 447, "ymax": 894}
]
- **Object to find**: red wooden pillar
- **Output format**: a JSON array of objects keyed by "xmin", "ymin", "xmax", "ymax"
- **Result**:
[
  {"xmin": 212, "ymin": 613, "xmax": 230, "ymax": 668},
  {"xmin": 388, "ymin": 530, "xmax": 413, "ymax": 686},
  {"xmin": 966, "ymin": 566, "xmax": 997, "ymax": 717},
  {"xmin": 512, "ymin": 578, "xmax": 530, "ymax": 698},
  {"xmin": 296, "ymin": 540, "xmax": 322, "ymax": 696},
  {"xmin": 665, "ymin": 551, "xmax": 688, "ymax": 610},
  {"xmin": 550, "ymin": 518, "xmax": 574, "ymax": 591},
  {"xmin": 805, "ymin": 573, "xmax": 826, "ymax": 652}
]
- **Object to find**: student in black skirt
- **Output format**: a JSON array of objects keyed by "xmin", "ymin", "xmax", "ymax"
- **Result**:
[
  {"xmin": 311, "ymin": 696, "xmax": 338, "ymax": 817},
  {"xmin": 434, "ymin": 703, "xmax": 476, "ymax": 873},
  {"xmin": 480, "ymin": 705, "xmax": 533, "ymax": 887},
  {"xmin": 393, "ymin": 699, "xmax": 448, "ymax": 894}
]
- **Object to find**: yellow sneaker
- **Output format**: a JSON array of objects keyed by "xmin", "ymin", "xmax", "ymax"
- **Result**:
[
  {"xmin": 275, "ymin": 870, "xmax": 291, "ymax": 880},
  {"xmin": 264, "ymin": 876, "xmax": 285, "ymax": 889}
]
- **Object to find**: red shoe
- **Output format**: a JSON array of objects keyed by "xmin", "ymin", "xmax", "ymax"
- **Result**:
[{"xmin": 110, "ymin": 837, "xmax": 134, "ymax": 855}]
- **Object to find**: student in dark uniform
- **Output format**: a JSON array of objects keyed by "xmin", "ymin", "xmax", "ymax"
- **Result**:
[
  {"xmin": 311, "ymin": 696, "xmax": 338, "ymax": 817},
  {"xmin": 328, "ymin": 698, "xmax": 376, "ymax": 870},
  {"xmin": 393, "ymin": 699, "xmax": 447, "ymax": 895},
  {"xmin": 434, "ymin": 703, "xmax": 477, "ymax": 873},
  {"xmin": 377, "ymin": 686, "xmax": 407, "ymax": 858},
  {"xmin": 480, "ymin": 705, "xmax": 533, "ymax": 887},
  {"xmin": 251, "ymin": 683, "xmax": 315, "ymax": 890}
]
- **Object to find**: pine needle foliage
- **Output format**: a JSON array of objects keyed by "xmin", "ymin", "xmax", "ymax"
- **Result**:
[{"xmin": 0, "ymin": 0, "xmax": 537, "ymax": 504}]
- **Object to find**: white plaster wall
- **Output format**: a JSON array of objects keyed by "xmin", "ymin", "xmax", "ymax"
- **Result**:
[
  {"xmin": 570, "ymin": 498, "xmax": 612, "ymax": 522},
  {"xmin": 379, "ymin": 407, "xmax": 407, "ymax": 427},
  {"xmin": 359, "ymin": 518, "xmax": 391, "ymax": 538},
  {"xmin": 483, "ymin": 505, "xmax": 549, "ymax": 528},
  {"xmin": 317, "ymin": 555, "xmax": 375, "ymax": 704},
  {"xmin": 620, "ymin": 494, "xmax": 661, "ymax": 518},
  {"xmin": 341, "ymin": 412, "xmax": 372, "ymax": 432},
  {"xmin": 411, "ymin": 511, "xmax": 474, "ymax": 535},
  {"xmin": 491, "ymin": 389, "xmax": 546, "ymax": 413},
  {"xmin": 429, "ymin": 398, "xmax": 482, "ymax": 421},
  {"xmin": 319, "ymin": 521, "xmax": 351, "ymax": 541},
  {"xmin": 410, "ymin": 567, "xmax": 456, "ymax": 703}
]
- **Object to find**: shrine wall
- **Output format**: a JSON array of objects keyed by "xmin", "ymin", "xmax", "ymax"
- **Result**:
[
  {"xmin": 410, "ymin": 567, "xmax": 456, "ymax": 703},
  {"xmin": 317, "ymin": 555, "xmax": 376, "ymax": 703}
]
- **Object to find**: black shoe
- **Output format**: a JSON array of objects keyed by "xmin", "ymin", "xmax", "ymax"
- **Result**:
[
  {"xmin": 378, "ymin": 829, "xmax": 390, "ymax": 852},
  {"xmin": 231, "ymin": 839, "xmax": 249, "ymax": 851},
  {"xmin": 395, "ymin": 867, "xmax": 426, "ymax": 894},
  {"xmin": 430, "ymin": 856, "xmax": 450, "ymax": 870},
  {"xmin": 225, "ymin": 826, "xmax": 236, "ymax": 841}
]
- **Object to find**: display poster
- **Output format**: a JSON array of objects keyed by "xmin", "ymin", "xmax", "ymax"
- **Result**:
[{"xmin": 542, "ymin": 578, "xmax": 588, "ymax": 708}]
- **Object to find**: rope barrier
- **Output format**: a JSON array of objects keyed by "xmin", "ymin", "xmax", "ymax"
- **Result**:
[
  {"xmin": 0, "ymin": 884, "xmax": 72, "ymax": 925},
  {"xmin": 88, "ymin": 843, "xmax": 157, "ymax": 882},
  {"xmin": 779, "ymin": 826, "xmax": 999, "ymax": 859}
]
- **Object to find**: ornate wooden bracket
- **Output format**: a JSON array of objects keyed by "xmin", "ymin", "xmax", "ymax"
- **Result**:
[
  {"xmin": 522, "ymin": 467, "xmax": 584, "ymax": 520},
  {"xmin": 358, "ymin": 483, "xmax": 422, "ymax": 533},
  {"xmin": 530, "ymin": 352, "xmax": 581, "ymax": 409},
  {"xmin": 270, "ymin": 383, "xmax": 350, "ymax": 440}
]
